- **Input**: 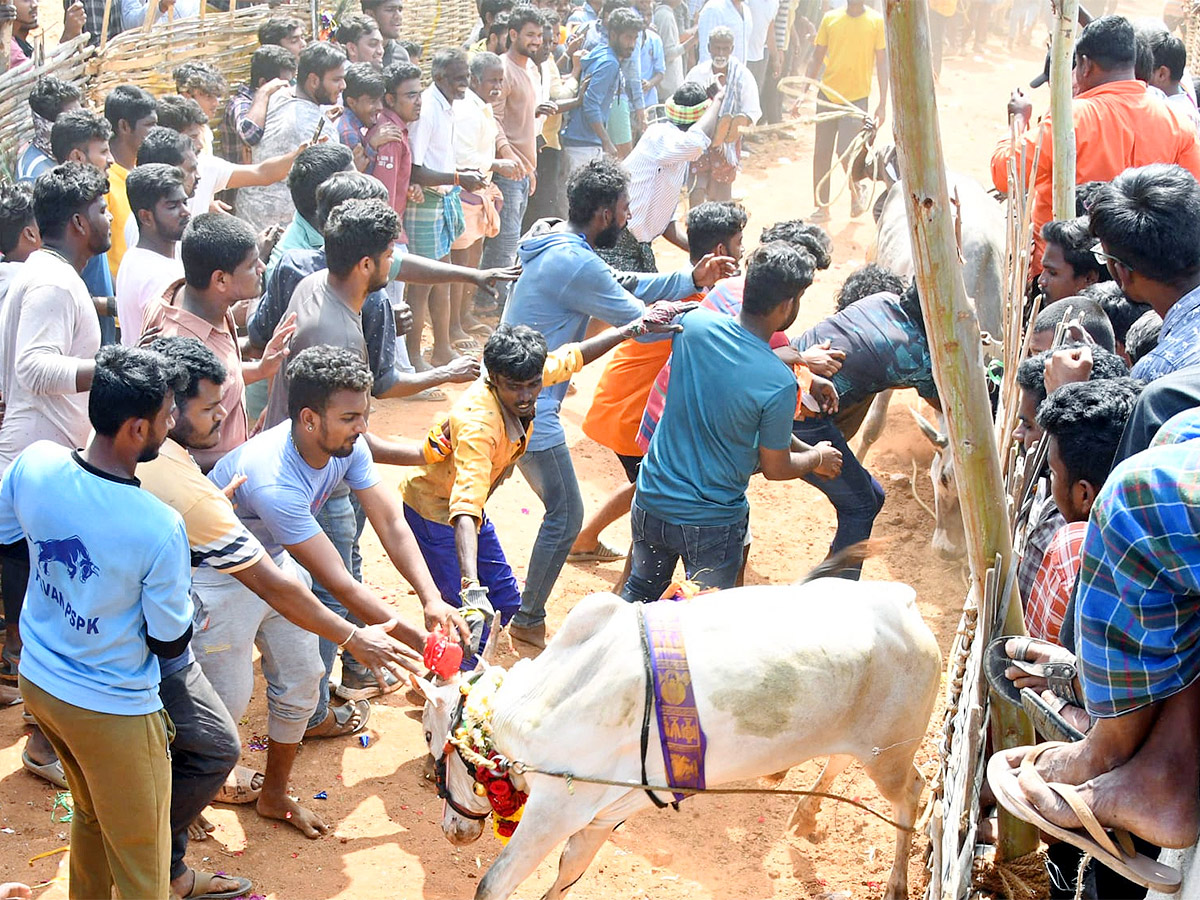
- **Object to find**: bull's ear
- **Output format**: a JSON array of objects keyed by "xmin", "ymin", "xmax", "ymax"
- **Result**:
[{"xmin": 409, "ymin": 673, "xmax": 443, "ymax": 708}]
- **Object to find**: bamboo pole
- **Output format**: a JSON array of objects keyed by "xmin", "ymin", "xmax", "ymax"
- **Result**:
[
  {"xmin": 881, "ymin": 0, "xmax": 1037, "ymax": 863},
  {"xmin": 1050, "ymin": 0, "xmax": 1079, "ymax": 219}
]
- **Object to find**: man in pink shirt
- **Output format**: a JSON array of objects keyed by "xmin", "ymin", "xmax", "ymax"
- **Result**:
[
  {"xmin": 477, "ymin": 5, "xmax": 553, "ymax": 313},
  {"xmin": 366, "ymin": 62, "xmax": 422, "ymax": 239}
]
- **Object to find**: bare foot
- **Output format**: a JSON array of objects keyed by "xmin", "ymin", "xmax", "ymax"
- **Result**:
[
  {"xmin": 1015, "ymin": 743, "xmax": 1200, "ymax": 849},
  {"xmin": 187, "ymin": 813, "xmax": 215, "ymax": 841},
  {"xmin": 257, "ymin": 792, "xmax": 330, "ymax": 838},
  {"xmin": 429, "ymin": 348, "xmax": 462, "ymax": 368}
]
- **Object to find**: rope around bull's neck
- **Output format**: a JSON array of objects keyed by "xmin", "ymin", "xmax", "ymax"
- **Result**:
[{"xmin": 448, "ymin": 672, "xmax": 919, "ymax": 834}]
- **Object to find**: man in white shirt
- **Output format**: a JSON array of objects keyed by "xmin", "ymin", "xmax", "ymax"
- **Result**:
[
  {"xmin": 697, "ymin": 0, "xmax": 751, "ymax": 62},
  {"xmin": 451, "ymin": 52, "xmax": 520, "ymax": 342},
  {"xmin": 1145, "ymin": 27, "xmax": 1200, "ymax": 130},
  {"xmin": 237, "ymin": 42, "xmax": 346, "ymax": 231},
  {"xmin": 0, "ymin": 162, "xmax": 109, "ymax": 471},
  {"xmin": 686, "ymin": 27, "xmax": 761, "ymax": 204},
  {"xmin": 153, "ymin": 94, "xmax": 305, "ymax": 221},
  {"xmin": 744, "ymin": 0, "xmax": 780, "ymax": 104},
  {"xmin": 404, "ymin": 48, "xmax": 487, "ymax": 371},
  {"xmin": 599, "ymin": 80, "xmax": 721, "ymax": 271},
  {"xmin": 116, "ymin": 164, "xmax": 189, "ymax": 345},
  {"xmin": 0, "ymin": 162, "xmax": 109, "ymax": 787}
]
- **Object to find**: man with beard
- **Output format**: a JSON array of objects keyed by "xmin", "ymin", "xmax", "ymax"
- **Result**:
[
  {"xmin": 0, "ymin": 345, "xmax": 192, "ymax": 900},
  {"xmin": 237, "ymin": 42, "xmax": 347, "ymax": 231},
  {"xmin": 200, "ymin": 345, "xmax": 465, "ymax": 836},
  {"xmin": 0, "ymin": 162, "xmax": 111, "ymax": 788},
  {"xmin": 116, "ymin": 164, "xmax": 189, "ymax": 345},
  {"xmin": 136, "ymin": 336, "xmax": 417, "ymax": 896},
  {"xmin": 499, "ymin": 157, "xmax": 735, "ymax": 648},
  {"xmin": 385, "ymin": 307, "xmax": 691, "ymax": 665},
  {"xmin": 260, "ymin": 200, "xmax": 470, "ymax": 713}
]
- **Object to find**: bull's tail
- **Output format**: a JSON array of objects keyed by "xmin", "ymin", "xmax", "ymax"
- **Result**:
[{"xmin": 800, "ymin": 543, "xmax": 873, "ymax": 583}]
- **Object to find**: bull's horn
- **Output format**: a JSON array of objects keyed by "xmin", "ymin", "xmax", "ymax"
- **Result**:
[
  {"xmin": 477, "ymin": 613, "xmax": 503, "ymax": 669},
  {"xmin": 909, "ymin": 407, "xmax": 949, "ymax": 448}
]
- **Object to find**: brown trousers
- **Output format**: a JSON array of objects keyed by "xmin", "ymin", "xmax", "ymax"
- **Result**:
[{"xmin": 21, "ymin": 675, "xmax": 173, "ymax": 899}]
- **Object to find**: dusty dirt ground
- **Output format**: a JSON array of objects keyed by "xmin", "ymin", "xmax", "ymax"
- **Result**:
[{"xmin": 0, "ymin": 1, "xmax": 1160, "ymax": 896}]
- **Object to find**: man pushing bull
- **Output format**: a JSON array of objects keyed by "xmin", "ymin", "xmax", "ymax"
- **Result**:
[{"xmin": 378, "ymin": 307, "xmax": 694, "ymax": 658}]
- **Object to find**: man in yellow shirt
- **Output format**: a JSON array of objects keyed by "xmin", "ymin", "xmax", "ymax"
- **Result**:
[
  {"xmin": 805, "ymin": 0, "xmax": 887, "ymax": 222},
  {"xmin": 379, "ymin": 304, "xmax": 691, "ymax": 654},
  {"xmin": 102, "ymin": 85, "xmax": 158, "ymax": 281}
]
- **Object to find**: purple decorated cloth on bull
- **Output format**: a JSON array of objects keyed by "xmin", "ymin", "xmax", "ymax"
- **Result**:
[{"xmin": 643, "ymin": 599, "xmax": 707, "ymax": 802}]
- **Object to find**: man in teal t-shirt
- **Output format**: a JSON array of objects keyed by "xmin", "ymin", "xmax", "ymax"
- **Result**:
[{"xmin": 622, "ymin": 242, "xmax": 843, "ymax": 600}]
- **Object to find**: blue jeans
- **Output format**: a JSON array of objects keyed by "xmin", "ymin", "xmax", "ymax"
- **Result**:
[
  {"xmin": 621, "ymin": 500, "xmax": 748, "ymax": 602},
  {"xmin": 403, "ymin": 505, "xmax": 522, "ymax": 666},
  {"xmin": 793, "ymin": 416, "xmax": 885, "ymax": 579},
  {"xmin": 306, "ymin": 490, "xmax": 369, "ymax": 728},
  {"xmin": 515, "ymin": 442, "xmax": 584, "ymax": 627},
  {"xmin": 476, "ymin": 174, "xmax": 529, "ymax": 308}
]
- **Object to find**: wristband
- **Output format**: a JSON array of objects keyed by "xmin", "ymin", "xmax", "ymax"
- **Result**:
[{"xmin": 338, "ymin": 625, "xmax": 357, "ymax": 649}]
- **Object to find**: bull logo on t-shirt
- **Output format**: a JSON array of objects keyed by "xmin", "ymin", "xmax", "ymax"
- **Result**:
[{"xmin": 35, "ymin": 537, "xmax": 101, "ymax": 583}]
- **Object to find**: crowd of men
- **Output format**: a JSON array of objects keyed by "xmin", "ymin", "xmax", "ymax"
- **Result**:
[{"xmin": 1, "ymin": 0, "xmax": 1200, "ymax": 896}]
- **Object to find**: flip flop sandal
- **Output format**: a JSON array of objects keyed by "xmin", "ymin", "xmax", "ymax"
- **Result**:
[
  {"xmin": 178, "ymin": 869, "xmax": 253, "ymax": 900},
  {"xmin": 402, "ymin": 387, "xmax": 447, "ymax": 402},
  {"xmin": 1020, "ymin": 687, "xmax": 1086, "ymax": 743},
  {"xmin": 467, "ymin": 322, "xmax": 494, "ymax": 336},
  {"xmin": 214, "ymin": 765, "xmax": 263, "ymax": 804},
  {"xmin": 452, "ymin": 338, "xmax": 481, "ymax": 353},
  {"xmin": 21, "ymin": 748, "xmax": 67, "ymax": 789},
  {"xmin": 987, "ymin": 742, "xmax": 1181, "ymax": 892},
  {"xmin": 335, "ymin": 666, "xmax": 401, "ymax": 702},
  {"xmin": 303, "ymin": 698, "xmax": 371, "ymax": 740},
  {"xmin": 567, "ymin": 541, "xmax": 628, "ymax": 563},
  {"xmin": 984, "ymin": 636, "xmax": 1080, "ymax": 708}
]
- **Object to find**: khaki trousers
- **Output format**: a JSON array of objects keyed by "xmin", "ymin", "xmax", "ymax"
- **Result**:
[{"xmin": 20, "ymin": 675, "xmax": 173, "ymax": 899}]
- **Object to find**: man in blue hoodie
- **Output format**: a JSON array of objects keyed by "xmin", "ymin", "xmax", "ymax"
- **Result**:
[
  {"xmin": 501, "ymin": 156, "xmax": 735, "ymax": 648},
  {"xmin": 561, "ymin": 7, "xmax": 644, "ymax": 173}
]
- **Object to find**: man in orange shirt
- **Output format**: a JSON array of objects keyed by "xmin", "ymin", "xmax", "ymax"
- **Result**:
[
  {"xmin": 992, "ymin": 15, "xmax": 1200, "ymax": 277},
  {"xmin": 571, "ymin": 200, "xmax": 747, "ymax": 563}
]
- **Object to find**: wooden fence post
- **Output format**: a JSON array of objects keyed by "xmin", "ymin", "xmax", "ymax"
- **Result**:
[
  {"xmin": 882, "ymin": 0, "xmax": 1038, "ymax": 862},
  {"xmin": 1050, "ymin": 0, "xmax": 1079, "ymax": 219}
]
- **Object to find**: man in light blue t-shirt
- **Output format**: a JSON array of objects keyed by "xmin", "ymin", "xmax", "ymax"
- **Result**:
[
  {"xmin": 197, "ymin": 344, "xmax": 465, "ymax": 838},
  {"xmin": 623, "ymin": 242, "xmax": 843, "ymax": 600},
  {"xmin": 0, "ymin": 345, "xmax": 192, "ymax": 900}
]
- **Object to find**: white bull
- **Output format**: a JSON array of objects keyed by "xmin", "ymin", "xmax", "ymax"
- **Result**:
[
  {"xmin": 413, "ymin": 578, "xmax": 942, "ymax": 900},
  {"xmin": 858, "ymin": 171, "xmax": 1007, "ymax": 559}
]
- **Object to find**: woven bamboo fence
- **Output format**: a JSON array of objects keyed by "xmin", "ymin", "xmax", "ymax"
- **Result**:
[
  {"xmin": 0, "ymin": 0, "xmax": 478, "ymax": 176},
  {"xmin": 0, "ymin": 34, "xmax": 94, "ymax": 179}
]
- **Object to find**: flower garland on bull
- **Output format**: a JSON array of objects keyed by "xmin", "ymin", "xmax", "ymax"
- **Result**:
[{"xmin": 448, "ymin": 667, "xmax": 528, "ymax": 843}]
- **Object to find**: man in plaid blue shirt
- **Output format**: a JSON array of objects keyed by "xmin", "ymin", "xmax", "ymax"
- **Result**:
[
  {"xmin": 991, "ymin": 408, "xmax": 1200, "ymax": 865},
  {"xmin": 1089, "ymin": 163, "xmax": 1200, "ymax": 383}
]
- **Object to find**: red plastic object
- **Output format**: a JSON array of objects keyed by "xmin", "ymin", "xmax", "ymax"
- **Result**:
[{"xmin": 424, "ymin": 630, "xmax": 463, "ymax": 678}]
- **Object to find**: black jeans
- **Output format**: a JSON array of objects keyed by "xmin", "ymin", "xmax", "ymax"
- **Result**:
[
  {"xmin": 0, "ymin": 540, "xmax": 29, "ymax": 672},
  {"xmin": 793, "ymin": 416, "xmax": 885, "ymax": 579},
  {"xmin": 160, "ymin": 660, "xmax": 242, "ymax": 881},
  {"xmin": 524, "ymin": 146, "xmax": 564, "ymax": 230}
]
